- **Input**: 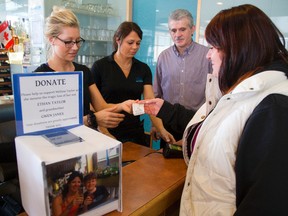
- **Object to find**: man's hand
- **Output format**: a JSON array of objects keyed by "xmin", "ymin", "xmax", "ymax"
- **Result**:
[
  {"xmin": 150, "ymin": 126, "xmax": 176, "ymax": 144},
  {"xmin": 150, "ymin": 126, "xmax": 160, "ymax": 141},
  {"xmin": 158, "ymin": 128, "xmax": 176, "ymax": 144}
]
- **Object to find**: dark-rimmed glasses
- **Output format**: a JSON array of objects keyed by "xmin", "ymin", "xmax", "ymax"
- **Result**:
[{"xmin": 55, "ymin": 36, "xmax": 85, "ymax": 48}]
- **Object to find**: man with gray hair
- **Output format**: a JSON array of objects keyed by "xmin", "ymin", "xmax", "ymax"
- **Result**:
[{"xmin": 151, "ymin": 9, "xmax": 211, "ymax": 148}]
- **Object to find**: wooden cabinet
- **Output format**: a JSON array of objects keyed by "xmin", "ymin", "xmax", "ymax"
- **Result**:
[{"xmin": 0, "ymin": 49, "xmax": 12, "ymax": 96}]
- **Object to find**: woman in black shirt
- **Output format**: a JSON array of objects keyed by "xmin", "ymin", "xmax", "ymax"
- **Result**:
[
  {"xmin": 35, "ymin": 7, "xmax": 133, "ymax": 130},
  {"xmin": 91, "ymin": 22, "xmax": 155, "ymax": 146}
]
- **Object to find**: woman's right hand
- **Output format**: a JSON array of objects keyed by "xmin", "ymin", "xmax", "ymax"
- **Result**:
[
  {"xmin": 95, "ymin": 106, "xmax": 125, "ymax": 128},
  {"xmin": 138, "ymin": 98, "xmax": 164, "ymax": 116},
  {"xmin": 117, "ymin": 99, "xmax": 136, "ymax": 114},
  {"xmin": 73, "ymin": 194, "xmax": 84, "ymax": 206}
]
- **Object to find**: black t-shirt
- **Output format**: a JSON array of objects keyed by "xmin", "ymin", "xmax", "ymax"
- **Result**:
[
  {"xmin": 91, "ymin": 52, "xmax": 152, "ymax": 130},
  {"xmin": 84, "ymin": 185, "xmax": 109, "ymax": 210},
  {"xmin": 34, "ymin": 62, "xmax": 94, "ymax": 116}
]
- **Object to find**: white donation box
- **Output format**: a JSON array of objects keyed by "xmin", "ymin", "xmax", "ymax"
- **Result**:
[{"xmin": 13, "ymin": 72, "xmax": 122, "ymax": 216}]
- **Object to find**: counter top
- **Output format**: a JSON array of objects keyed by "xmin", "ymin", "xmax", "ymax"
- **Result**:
[{"xmin": 107, "ymin": 143, "xmax": 187, "ymax": 216}]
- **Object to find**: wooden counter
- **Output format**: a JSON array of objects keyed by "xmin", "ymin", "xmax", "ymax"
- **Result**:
[
  {"xmin": 107, "ymin": 143, "xmax": 187, "ymax": 216},
  {"xmin": 122, "ymin": 142, "xmax": 156, "ymax": 162}
]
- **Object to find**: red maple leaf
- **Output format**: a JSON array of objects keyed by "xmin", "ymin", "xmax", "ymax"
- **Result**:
[{"xmin": 3, "ymin": 31, "xmax": 9, "ymax": 41}]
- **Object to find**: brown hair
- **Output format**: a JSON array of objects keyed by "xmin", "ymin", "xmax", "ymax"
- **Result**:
[
  {"xmin": 113, "ymin": 21, "xmax": 143, "ymax": 51},
  {"xmin": 62, "ymin": 171, "xmax": 83, "ymax": 199},
  {"xmin": 205, "ymin": 4, "xmax": 288, "ymax": 93},
  {"xmin": 84, "ymin": 172, "xmax": 97, "ymax": 183}
]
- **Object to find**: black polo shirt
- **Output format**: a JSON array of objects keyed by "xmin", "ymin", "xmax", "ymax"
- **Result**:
[{"xmin": 91, "ymin": 52, "xmax": 152, "ymax": 130}]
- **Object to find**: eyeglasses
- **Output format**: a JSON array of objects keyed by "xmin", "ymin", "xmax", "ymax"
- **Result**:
[{"xmin": 55, "ymin": 36, "xmax": 85, "ymax": 48}]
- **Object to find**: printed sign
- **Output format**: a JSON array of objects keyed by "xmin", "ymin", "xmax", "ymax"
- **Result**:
[{"xmin": 12, "ymin": 72, "xmax": 83, "ymax": 136}]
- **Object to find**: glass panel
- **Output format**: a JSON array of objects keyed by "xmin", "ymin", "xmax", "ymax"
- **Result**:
[
  {"xmin": 132, "ymin": 0, "xmax": 198, "ymax": 148},
  {"xmin": 45, "ymin": 0, "xmax": 127, "ymax": 68},
  {"xmin": 133, "ymin": 0, "xmax": 197, "ymax": 73},
  {"xmin": 198, "ymin": 0, "xmax": 288, "ymax": 48}
]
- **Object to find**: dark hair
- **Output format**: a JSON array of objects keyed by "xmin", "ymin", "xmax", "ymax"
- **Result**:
[
  {"xmin": 205, "ymin": 4, "xmax": 288, "ymax": 93},
  {"xmin": 84, "ymin": 172, "xmax": 97, "ymax": 183},
  {"xmin": 62, "ymin": 171, "xmax": 83, "ymax": 199},
  {"xmin": 113, "ymin": 21, "xmax": 143, "ymax": 51}
]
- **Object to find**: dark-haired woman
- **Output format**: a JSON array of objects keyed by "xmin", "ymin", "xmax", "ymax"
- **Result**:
[
  {"xmin": 140, "ymin": 4, "xmax": 288, "ymax": 215},
  {"xmin": 52, "ymin": 171, "xmax": 84, "ymax": 216},
  {"xmin": 91, "ymin": 21, "xmax": 154, "ymax": 146}
]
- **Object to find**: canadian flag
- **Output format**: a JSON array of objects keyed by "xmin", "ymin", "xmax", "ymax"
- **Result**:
[{"xmin": 0, "ymin": 21, "xmax": 14, "ymax": 49}]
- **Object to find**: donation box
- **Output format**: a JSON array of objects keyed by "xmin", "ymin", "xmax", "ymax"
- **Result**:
[{"xmin": 13, "ymin": 72, "xmax": 122, "ymax": 216}]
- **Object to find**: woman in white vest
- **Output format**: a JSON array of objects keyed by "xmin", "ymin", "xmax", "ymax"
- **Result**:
[{"xmin": 141, "ymin": 4, "xmax": 288, "ymax": 216}]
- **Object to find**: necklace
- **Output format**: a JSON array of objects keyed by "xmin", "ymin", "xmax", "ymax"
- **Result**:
[
  {"xmin": 114, "ymin": 54, "xmax": 132, "ymax": 71},
  {"xmin": 118, "ymin": 62, "xmax": 132, "ymax": 70}
]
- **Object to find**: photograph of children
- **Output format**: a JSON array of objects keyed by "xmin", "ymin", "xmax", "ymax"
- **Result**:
[{"xmin": 45, "ymin": 146, "xmax": 121, "ymax": 216}]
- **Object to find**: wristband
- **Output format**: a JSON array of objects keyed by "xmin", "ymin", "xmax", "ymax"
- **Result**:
[{"xmin": 87, "ymin": 110, "xmax": 98, "ymax": 130}]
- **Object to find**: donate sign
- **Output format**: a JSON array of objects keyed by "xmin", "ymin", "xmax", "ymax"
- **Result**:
[{"xmin": 13, "ymin": 72, "xmax": 83, "ymax": 136}]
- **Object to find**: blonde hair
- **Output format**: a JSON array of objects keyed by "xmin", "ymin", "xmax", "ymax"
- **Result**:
[
  {"xmin": 45, "ymin": 6, "xmax": 80, "ymax": 57},
  {"xmin": 45, "ymin": 6, "xmax": 79, "ymax": 38}
]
